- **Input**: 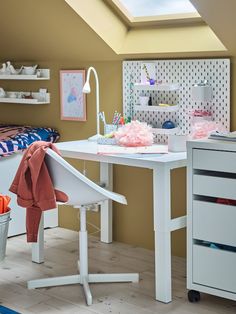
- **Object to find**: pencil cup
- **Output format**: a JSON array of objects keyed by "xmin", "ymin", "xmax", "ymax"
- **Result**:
[
  {"xmin": 104, "ymin": 124, "xmax": 118, "ymax": 135},
  {"xmin": 168, "ymin": 135, "xmax": 187, "ymax": 152}
]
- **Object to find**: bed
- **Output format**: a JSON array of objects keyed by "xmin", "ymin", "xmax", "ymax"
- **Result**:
[{"xmin": 0, "ymin": 124, "xmax": 60, "ymax": 237}]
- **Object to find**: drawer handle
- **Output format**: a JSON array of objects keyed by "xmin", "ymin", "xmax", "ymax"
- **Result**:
[
  {"xmin": 194, "ymin": 195, "xmax": 236, "ymax": 206},
  {"xmin": 216, "ymin": 198, "xmax": 236, "ymax": 206},
  {"xmin": 194, "ymin": 240, "xmax": 236, "ymax": 253}
]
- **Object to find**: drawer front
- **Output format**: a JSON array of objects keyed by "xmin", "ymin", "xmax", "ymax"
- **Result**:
[
  {"xmin": 193, "ymin": 245, "xmax": 236, "ymax": 293},
  {"xmin": 193, "ymin": 200, "xmax": 236, "ymax": 246},
  {"xmin": 193, "ymin": 174, "xmax": 236, "ymax": 199},
  {"xmin": 193, "ymin": 149, "xmax": 236, "ymax": 173}
]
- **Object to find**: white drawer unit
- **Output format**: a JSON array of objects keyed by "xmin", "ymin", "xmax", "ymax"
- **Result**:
[{"xmin": 187, "ymin": 139, "xmax": 236, "ymax": 303}]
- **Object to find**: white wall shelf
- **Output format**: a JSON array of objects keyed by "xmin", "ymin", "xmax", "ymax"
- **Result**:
[
  {"xmin": 152, "ymin": 127, "xmax": 179, "ymax": 135},
  {"xmin": 0, "ymin": 92, "xmax": 50, "ymax": 104},
  {"xmin": 0, "ymin": 69, "xmax": 50, "ymax": 80},
  {"xmin": 134, "ymin": 83, "xmax": 179, "ymax": 91},
  {"xmin": 134, "ymin": 104, "xmax": 179, "ymax": 112}
]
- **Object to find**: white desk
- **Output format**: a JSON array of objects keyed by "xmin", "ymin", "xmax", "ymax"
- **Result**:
[{"xmin": 33, "ymin": 140, "xmax": 187, "ymax": 303}]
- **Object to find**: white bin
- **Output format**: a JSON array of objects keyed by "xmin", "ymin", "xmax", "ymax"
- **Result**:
[{"xmin": 0, "ymin": 210, "xmax": 11, "ymax": 261}]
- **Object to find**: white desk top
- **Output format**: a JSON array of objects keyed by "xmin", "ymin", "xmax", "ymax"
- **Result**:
[{"xmin": 56, "ymin": 140, "xmax": 187, "ymax": 170}]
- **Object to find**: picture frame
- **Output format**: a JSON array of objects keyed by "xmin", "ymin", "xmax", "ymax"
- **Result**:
[{"xmin": 60, "ymin": 70, "xmax": 86, "ymax": 121}]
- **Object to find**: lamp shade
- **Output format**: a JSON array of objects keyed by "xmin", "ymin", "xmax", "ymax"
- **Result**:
[{"xmin": 82, "ymin": 81, "xmax": 91, "ymax": 94}]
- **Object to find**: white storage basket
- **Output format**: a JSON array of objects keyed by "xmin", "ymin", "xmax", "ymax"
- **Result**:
[{"xmin": 0, "ymin": 210, "xmax": 11, "ymax": 261}]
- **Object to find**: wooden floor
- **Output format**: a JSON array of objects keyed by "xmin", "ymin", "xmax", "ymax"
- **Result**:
[{"xmin": 0, "ymin": 228, "xmax": 235, "ymax": 314}]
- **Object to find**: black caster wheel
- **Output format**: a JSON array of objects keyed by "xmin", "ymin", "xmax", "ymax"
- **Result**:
[{"xmin": 188, "ymin": 290, "xmax": 201, "ymax": 303}]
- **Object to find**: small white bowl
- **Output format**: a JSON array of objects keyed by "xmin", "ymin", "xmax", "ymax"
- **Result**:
[{"xmin": 8, "ymin": 92, "xmax": 17, "ymax": 98}]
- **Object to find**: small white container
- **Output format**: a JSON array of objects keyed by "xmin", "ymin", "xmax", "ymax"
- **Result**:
[
  {"xmin": 168, "ymin": 135, "xmax": 187, "ymax": 152},
  {"xmin": 192, "ymin": 85, "xmax": 212, "ymax": 102},
  {"xmin": 104, "ymin": 124, "xmax": 118, "ymax": 135},
  {"xmin": 139, "ymin": 95, "xmax": 149, "ymax": 106}
]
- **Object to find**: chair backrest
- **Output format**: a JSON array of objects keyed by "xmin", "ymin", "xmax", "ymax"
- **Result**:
[{"xmin": 45, "ymin": 149, "xmax": 127, "ymax": 206}]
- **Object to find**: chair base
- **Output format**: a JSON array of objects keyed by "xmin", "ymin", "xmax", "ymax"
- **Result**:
[
  {"xmin": 28, "ymin": 273, "xmax": 139, "ymax": 305},
  {"xmin": 28, "ymin": 206, "xmax": 139, "ymax": 306}
]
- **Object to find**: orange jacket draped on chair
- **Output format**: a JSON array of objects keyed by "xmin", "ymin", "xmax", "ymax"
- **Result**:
[{"xmin": 9, "ymin": 141, "xmax": 68, "ymax": 242}]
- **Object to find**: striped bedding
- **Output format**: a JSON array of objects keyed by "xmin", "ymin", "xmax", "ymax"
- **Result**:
[{"xmin": 0, "ymin": 125, "xmax": 59, "ymax": 157}]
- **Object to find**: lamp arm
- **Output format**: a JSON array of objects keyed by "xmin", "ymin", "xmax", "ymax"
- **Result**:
[{"xmin": 87, "ymin": 67, "xmax": 100, "ymax": 135}]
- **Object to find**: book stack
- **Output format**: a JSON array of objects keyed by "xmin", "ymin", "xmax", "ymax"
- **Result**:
[{"xmin": 209, "ymin": 131, "xmax": 236, "ymax": 142}]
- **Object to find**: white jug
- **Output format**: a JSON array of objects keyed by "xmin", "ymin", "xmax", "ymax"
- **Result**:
[{"xmin": 0, "ymin": 88, "xmax": 5, "ymax": 98}]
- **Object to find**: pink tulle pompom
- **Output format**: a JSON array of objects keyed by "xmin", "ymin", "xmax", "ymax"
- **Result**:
[
  {"xmin": 114, "ymin": 120, "xmax": 153, "ymax": 147},
  {"xmin": 190, "ymin": 121, "xmax": 225, "ymax": 139}
]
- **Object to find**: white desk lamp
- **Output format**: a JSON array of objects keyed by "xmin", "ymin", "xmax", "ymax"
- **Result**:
[{"xmin": 83, "ymin": 67, "xmax": 102, "ymax": 141}]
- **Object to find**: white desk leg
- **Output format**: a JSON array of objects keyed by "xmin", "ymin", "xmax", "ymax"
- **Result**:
[
  {"xmin": 100, "ymin": 163, "xmax": 113, "ymax": 243},
  {"xmin": 153, "ymin": 166, "xmax": 172, "ymax": 303},
  {"xmin": 32, "ymin": 214, "xmax": 44, "ymax": 263}
]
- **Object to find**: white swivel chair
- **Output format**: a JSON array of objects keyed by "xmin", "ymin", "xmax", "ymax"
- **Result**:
[{"xmin": 28, "ymin": 149, "xmax": 139, "ymax": 305}]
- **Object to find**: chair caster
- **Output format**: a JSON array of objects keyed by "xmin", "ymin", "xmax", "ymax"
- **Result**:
[{"xmin": 188, "ymin": 290, "xmax": 200, "ymax": 303}]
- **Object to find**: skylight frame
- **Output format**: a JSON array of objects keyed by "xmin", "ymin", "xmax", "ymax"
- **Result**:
[{"xmin": 110, "ymin": 0, "xmax": 201, "ymax": 26}]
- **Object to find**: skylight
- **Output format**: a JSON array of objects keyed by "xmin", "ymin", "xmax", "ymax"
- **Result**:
[{"xmin": 117, "ymin": 0, "xmax": 197, "ymax": 17}]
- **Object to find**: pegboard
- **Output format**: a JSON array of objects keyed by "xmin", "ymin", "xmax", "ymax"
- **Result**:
[{"xmin": 123, "ymin": 59, "xmax": 230, "ymax": 143}]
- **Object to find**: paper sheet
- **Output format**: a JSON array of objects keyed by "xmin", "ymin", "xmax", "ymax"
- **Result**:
[{"xmin": 97, "ymin": 144, "xmax": 168, "ymax": 155}]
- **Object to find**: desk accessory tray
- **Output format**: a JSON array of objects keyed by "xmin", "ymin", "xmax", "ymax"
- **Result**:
[{"xmin": 97, "ymin": 137, "xmax": 117, "ymax": 145}]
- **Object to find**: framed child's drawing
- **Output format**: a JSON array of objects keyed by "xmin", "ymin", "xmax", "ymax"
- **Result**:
[{"xmin": 60, "ymin": 70, "xmax": 86, "ymax": 121}]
